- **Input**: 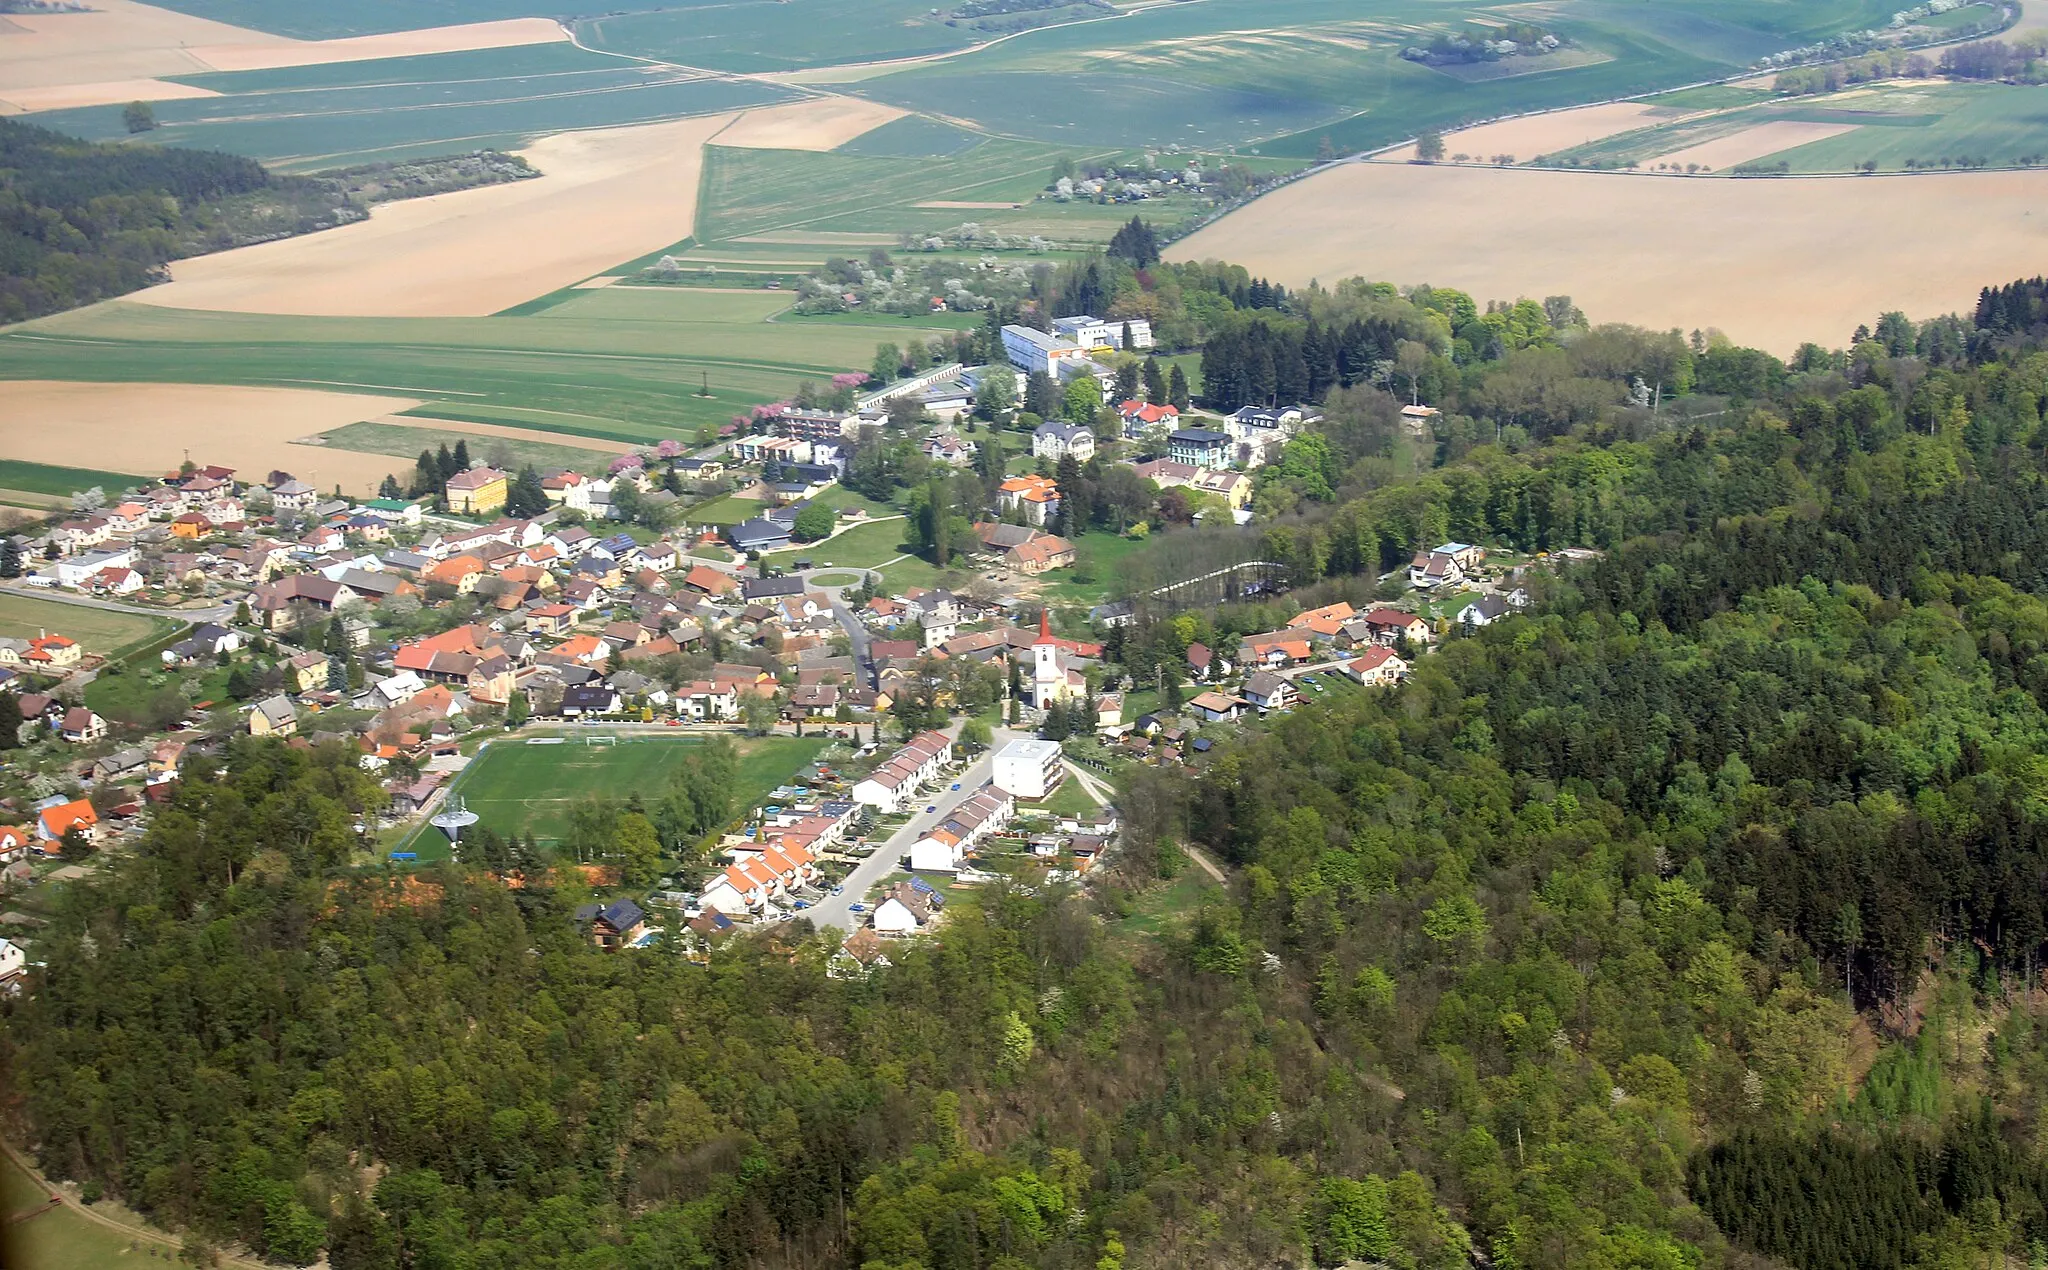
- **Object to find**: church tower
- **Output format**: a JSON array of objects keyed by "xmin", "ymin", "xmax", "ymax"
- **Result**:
[{"xmin": 1033, "ymin": 609, "xmax": 1062, "ymax": 706}]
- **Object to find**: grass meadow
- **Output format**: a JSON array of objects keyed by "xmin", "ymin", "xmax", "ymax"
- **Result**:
[
  {"xmin": 0, "ymin": 595, "xmax": 178, "ymax": 660},
  {"xmin": 425, "ymin": 734, "xmax": 828, "ymax": 845}
]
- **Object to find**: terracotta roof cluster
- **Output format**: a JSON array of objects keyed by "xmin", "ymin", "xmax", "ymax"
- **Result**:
[{"xmin": 863, "ymin": 730, "xmax": 952, "ymax": 792}]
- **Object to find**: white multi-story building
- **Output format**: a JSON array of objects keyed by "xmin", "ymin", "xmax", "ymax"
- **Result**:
[
  {"xmin": 1053, "ymin": 314, "xmax": 1152, "ymax": 351},
  {"xmin": 993, "ymin": 738, "xmax": 1064, "ymax": 800}
]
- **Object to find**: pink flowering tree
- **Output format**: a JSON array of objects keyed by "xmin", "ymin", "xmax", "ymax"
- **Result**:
[
  {"xmin": 608, "ymin": 453, "xmax": 644, "ymax": 475},
  {"xmin": 655, "ymin": 438, "xmax": 683, "ymax": 458}
]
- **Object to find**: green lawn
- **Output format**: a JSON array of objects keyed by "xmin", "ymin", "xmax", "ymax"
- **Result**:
[
  {"xmin": 0, "ymin": 595, "xmax": 178, "ymax": 661},
  {"xmin": 419, "ymin": 734, "xmax": 828, "ymax": 846},
  {"xmin": 690, "ymin": 492, "xmax": 773, "ymax": 526},
  {"xmin": 1032, "ymin": 775, "xmax": 1102, "ymax": 819},
  {"xmin": 764, "ymin": 518, "xmax": 913, "ymax": 569},
  {"xmin": 85, "ymin": 662, "xmax": 229, "ymax": 727},
  {"xmin": 321, "ymin": 421, "xmax": 619, "ymax": 474},
  {"xmin": 0, "ymin": 460, "xmax": 148, "ymax": 499},
  {"xmin": 1035, "ymin": 530, "xmax": 1150, "ymax": 602}
]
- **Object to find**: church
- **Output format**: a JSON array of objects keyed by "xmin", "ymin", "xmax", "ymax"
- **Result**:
[{"xmin": 1027, "ymin": 610, "xmax": 1087, "ymax": 708}]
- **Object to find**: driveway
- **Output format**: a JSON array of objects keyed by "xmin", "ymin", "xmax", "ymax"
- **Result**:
[{"xmin": 805, "ymin": 720, "xmax": 1027, "ymax": 934}]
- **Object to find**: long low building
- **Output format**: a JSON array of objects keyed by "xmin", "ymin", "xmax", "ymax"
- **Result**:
[
  {"xmin": 908, "ymin": 782, "xmax": 1015, "ymax": 872},
  {"xmin": 850, "ymin": 730, "xmax": 956, "ymax": 812}
]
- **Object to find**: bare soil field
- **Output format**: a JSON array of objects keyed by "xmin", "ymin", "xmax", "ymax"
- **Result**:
[
  {"xmin": 1171, "ymin": 163, "xmax": 2048, "ymax": 352},
  {"xmin": 1651, "ymin": 120, "xmax": 1859, "ymax": 169},
  {"xmin": 0, "ymin": 76, "xmax": 219, "ymax": 114},
  {"xmin": 0, "ymin": 381, "xmax": 419, "ymax": 493},
  {"xmin": 0, "ymin": 0, "xmax": 562, "ymax": 108},
  {"xmin": 189, "ymin": 18, "xmax": 565, "ymax": 73},
  {"xmin": 713, "ymin": 96, "xmax": 904, "ymax": 151},
  {"xmin": 0, "ymin": 0, "xmax": 279, "ymax": 90},
  {"xmin": 133, "ymin": 112, "xmax": 738, "ymax": 318},
  {"xmin": 1379, "ymin": 101, "xmax": 1674, "ymax": 161}
]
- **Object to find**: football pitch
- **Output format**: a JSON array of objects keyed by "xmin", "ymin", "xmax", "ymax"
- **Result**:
[{"xmin": 424, "ymin": 733, "xmax": 830, "ymax": 847}]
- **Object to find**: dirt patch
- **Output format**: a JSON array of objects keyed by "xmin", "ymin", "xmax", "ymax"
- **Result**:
[
  {"xmin": 1381, "ymin": 101, "xmax": 1671, "ymax": 161},
  {"xmin": 713, "ymin": 96, "xmax": 905, "ymax": 150},
  {"xmin": 0, "ymin": 76, "xmax": 220, "ymax": 113},
  {"xmin": 572, "ymin": 276, "xmax": 623, "ymax": 289},
  {"xmin": 915, "ymin": 200, "xmax": 1024, "ymax": 208},
  {"xmin": 0, "ymin": 0, "xmax": 563, "ymax": 99},
  {"xmin": 1169, "ymin": 163, "xmax": 2048, "ymax": 354},
  {"xmin": 1651, "ymin": 120, "xmax": 1859, "ymax": 169},
  {"xmin": 0, "ymin": 381, "xmax": 419, "ymax": 494},
  {"xmin": 132, "ymin": 111, "xmax": 738, "ymax": 318}
]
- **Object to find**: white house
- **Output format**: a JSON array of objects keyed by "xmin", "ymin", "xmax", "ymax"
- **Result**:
[
  {"xmin": 55, "ymin": 546, "xmax": 136, "ymax": 589},
  {"xmin": 0, "ymin": 937, "xmax": 23, "ymax": 983},
  {"xmin": 993, "ymin": 737, "xmax": 1063, "ymax": 800},
  {"xmin": 1032, "ymin": 419, "xmax": 1096, "ymax": 463}
]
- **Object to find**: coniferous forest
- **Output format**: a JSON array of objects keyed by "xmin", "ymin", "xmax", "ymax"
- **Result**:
[{"xmin": 24, "ymin": 274, "xmax": 2048, "ymax": 1269}]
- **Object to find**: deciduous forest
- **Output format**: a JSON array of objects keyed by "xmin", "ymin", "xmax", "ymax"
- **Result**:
[{"xmin": 19, "ymin": 267, "xmax": 2048, "ymax": 1270}]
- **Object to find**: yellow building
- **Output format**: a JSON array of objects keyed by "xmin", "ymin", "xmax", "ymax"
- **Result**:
[{"xmin": 445, "ymin": 466, "xmax": 508, "ymax": 515}]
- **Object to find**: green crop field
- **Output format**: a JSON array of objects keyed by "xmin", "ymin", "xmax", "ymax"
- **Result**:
[
  {"xmin": 0, "ymin": 300, "xmax": 934, "ymax": 445},
  {"xmin": 836, "ymin": 116, "xmax": 989, "ymax": 158},
  {"xmin": 0, "ymin": 460, "xmax": 148, "ymax": 499},
  {"xmin": 1546, "ymin": 82, "xmax": 2048, "ymax": 173},
  {"xmin": 844, "ymin": 0, "xmax": 1901, "ymax": 156},
  {"xmin": 430, "ymin": 734, "xmax": 828, "ymax": 844},
  {"xmin": 28, "ymin": 44, "xmax": 796, "ymax": 167},
  {"xmin": 693, "ymin": 141, "xmax": 1090, "ymax": 245},
  {"xmin": 574, "ymin": 0, "xmax": 981, "ymax": 74},
  {"xmin": 319, "ymin": 421, "xmax": 620, "ymax": 474},
  {"xmin": 0, "ymin": 595, "xmax": 178, "ymax": 660}
]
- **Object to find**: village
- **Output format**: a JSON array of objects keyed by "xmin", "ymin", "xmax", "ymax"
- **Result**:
[{"xmin": 0, "ymin": 314, "xmax": 1546, "ymax": 980}]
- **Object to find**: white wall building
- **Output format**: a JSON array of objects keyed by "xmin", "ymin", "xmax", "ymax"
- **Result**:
[
  {"xmin": 1053, "ymin": 314, "xmax": 1153, "ymax": 351},
  {"xmin": 993, "ymin": 737, "xmax": 1064, "ymax": 800}
]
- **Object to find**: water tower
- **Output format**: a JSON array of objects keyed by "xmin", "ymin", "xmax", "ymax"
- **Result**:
[{"xmin": 429, "ymin": 794, "xmax": 480, "ymax": 856}]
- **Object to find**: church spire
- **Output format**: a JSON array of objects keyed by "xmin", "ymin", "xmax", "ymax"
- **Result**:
[{"xmin": 1036, "ymin": 608, "xmax": 1053, "ymax": 643}]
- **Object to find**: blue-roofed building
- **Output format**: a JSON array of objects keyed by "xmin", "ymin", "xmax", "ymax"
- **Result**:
[{"xmin": 1167, "ymin": 428, "xmax": 1233, "ymax": 471}]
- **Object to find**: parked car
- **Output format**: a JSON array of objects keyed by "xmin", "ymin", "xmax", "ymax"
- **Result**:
[
  {"xmin": 950, "ymin": 782, "xmax": 961, "ymax": 790},
  {"xmin": 830, "ymin": 885, "xmax": 843, "ymax": 895},
  {"xmin": 849, "ymin": 903, "xmax": 866, "ymax": 913},
  {"xmin": 926, "ymin": 805, "xmax": 938, "ymax": 814}
]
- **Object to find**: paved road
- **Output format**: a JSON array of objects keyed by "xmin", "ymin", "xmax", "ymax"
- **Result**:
[{"xmin": 806, "ymin": 720, "xmax": 1028, "ymax": 934}]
